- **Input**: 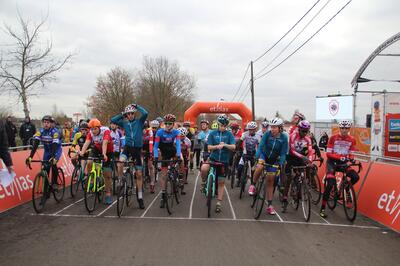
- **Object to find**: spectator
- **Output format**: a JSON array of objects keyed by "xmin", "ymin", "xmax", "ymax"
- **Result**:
[
  {"xmin": 62, "ymin": 121, "xmax": 73, "ymax": 143},
  {"xmin": 19, "ymin": 116, "xmax": 36, "ymax": 147},
  {"xmin": 0, "ymin": 119, "xmax": 14, "ymax": 173},
  {"xmin": 5, "ymin": 116, "xmax": 17, "ymax": 148},
  {"xmin": 318, "ymin": 131, "xmax": 329, "ymax": 150},
  {"xmin": 309, "ymin": 132, "xmax": 321, "ymax": 159}
]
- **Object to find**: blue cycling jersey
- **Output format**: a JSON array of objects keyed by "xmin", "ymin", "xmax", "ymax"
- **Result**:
[
  {"xmin": 33, "ymin": 127, "xmax": 62, "ymax": 160},
  {"xmin": 153, "ymin": 128, "xmax": 181, "ymax": 158},
  {"xmin": 256, "ymin": 130, "xmax": 288, "ymax": 166},
  {"xmin": 207, "ymin": 129, "xmax": 235, "ymax": 163}
]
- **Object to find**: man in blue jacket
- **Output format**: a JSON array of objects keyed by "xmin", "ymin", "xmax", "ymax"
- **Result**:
[{"xmin": 111, "ymin": 103, "xmax": 148, "ymax": 209}]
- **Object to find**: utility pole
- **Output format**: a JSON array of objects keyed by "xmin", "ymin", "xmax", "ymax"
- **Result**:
[{"xmin": 250, "ymin": 61, "xmax": 255, "ymax": 120}]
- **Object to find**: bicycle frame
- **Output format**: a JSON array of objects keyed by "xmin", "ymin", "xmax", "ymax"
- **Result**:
[
  {"xmin": 205, "ymin": 166, "xmax": 217, "ymax": 198},
  {"xmin": 86, "ymin": 159, "xmax": 104, "ymax": 193}
]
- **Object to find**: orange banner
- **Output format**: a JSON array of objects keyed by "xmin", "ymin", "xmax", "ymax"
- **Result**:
[
  {"xmin": 332, "ymin": 126, "xmax": 371, "ymax": 154},
  {"xmin": 0, "ymin": 147, "xmax": 74, "ymax": 213}
]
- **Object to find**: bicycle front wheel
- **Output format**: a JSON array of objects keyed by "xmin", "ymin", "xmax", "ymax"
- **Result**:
[
  {"xmin": 253, "ymin": 177, "xmax": 266, "ymax": 219},
  {"xmin": 70, "ymin": 166, "xmax": 80, "ymax": 198},
  {"xmin": 289, "ymin": 179, "xmax": 300, "ymax": 211},
  {"xmin": 32, "ymin": 172, "xmax": 48, "ymax": 213},
  {"xmin": 327, "ymin": 186, "xmax": 338, "ymax": 211},
  {"xmin": 342, "ymin": 182, "xmax": 357, "ymax": 222},
  {"xmin": 239, "ymin": 164, "xmax": 247, "ymax": 199},
  {"xmin": 207, "ymin": 174, "xmax": 213, "ymax": 218},
  {"xmin": 125, "ymin": 172, "xmax": 134, "ymax": 207},
  {"xmin": 84, "ymin": 173, "xmax": 97, "ymax": 213},
  {"xmin": 230, "ymin": 166, "xmax": 235, "ymax": 189},
  {"xmin": 165, "ymin": 177, "xmax": 174, "ymax": 215},
  {"xmin": 301, "ymin": 183, "xmax": 311, "ymax": 222},
  {"xmin": 53, "ymin": 168, "xmax": 65, "ymax": 203},
  {"xmin": 116, "ymin": 179, "xmax": 126, "ymax": 217},
  {"xmin": 309, "ymin": 172, "xmax": 322, "ymax": 205}
]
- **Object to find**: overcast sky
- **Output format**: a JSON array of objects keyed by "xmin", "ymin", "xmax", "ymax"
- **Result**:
[{"xmin": 1, "ymin": 0, "xmax": 399, "ymax": 124}]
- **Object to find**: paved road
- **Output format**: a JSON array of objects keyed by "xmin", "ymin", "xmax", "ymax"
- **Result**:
[{"xmin": 1, "ymin": 170, "xmax": 399, "ymax": 266}]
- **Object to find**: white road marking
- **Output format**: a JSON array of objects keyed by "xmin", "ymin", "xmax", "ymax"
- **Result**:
[
  {"xmin": 96, "ymin": 199, "xmax": 118, "ymax": 217},
  {"xmin": 224, "ymin": 185, "xmax": 236, "ymax": 220},
  {"xmin": 189, "ymin": 172, "xmax": 200, "ymax": 219},
  {"xmin": 141, "ymin": 191, "xmax": 161, "ymax": 218},
  {"xmin": 52, "ymin": 198, "xmax": 84, "ymax": 215},
  {"xmin": 311, "ymin": 209, "xmax": 331, "ymax": 224}
]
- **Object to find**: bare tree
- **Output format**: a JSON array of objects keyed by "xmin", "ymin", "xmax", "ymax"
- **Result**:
[
  {"xmin": 135, "ymin": 56, "xmax": 196, "ymax": 120},
  {"xmin": 88, "ymin": 67, "xmax": 135, "ymax": 123},
  {"xmin": 0, "ymin": 12, "xmax": 73, "ymax": 117}
]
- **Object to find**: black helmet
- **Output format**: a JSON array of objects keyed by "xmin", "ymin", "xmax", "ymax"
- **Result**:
[
  {"xmin": 79, "ymin": 122, "xmax": 89, "ymax": 129},
  {"xmin": 42, "ymin": 115, "xmax": 53, "ymax": 122}
]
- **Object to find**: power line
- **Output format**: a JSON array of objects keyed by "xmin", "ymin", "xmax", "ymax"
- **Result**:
[
  {"xmin": 253, "ymin": 0, "xmax": 322, "ymax": 63},
  {"xmin": 240, "ymin": 88, "xmax": 251, "ymax": 103},
  {"xmin": 255, "ymin": 0, "xmax": 353, "ymax": 81},
  {"xmin": 237, "ymin": 80, "xmax": 251, "ymax": 102},
  {"xmin": 231, "ymin": 63, "xmax": 250, "ymax": 102},
  {"xmin": 255, "ymin": 0, "xmax": 332, "ymax": 79}
]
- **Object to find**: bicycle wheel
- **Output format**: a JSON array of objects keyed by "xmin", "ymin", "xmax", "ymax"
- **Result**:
[
  {"xmin": 253, "ymin": 177, "xmax": 266, "ymax": 219},
  {"xmin": 165, "ymin": 177, "xmax": 174, "ymax": 215},
  {"xmin": 309, "ymin": 172, "xmax": 322, "ymax": 205},
  {"xmin": 207, "ymin": 173, "xmax": 213, "ymax": 218},
  {"xmin": 53, "ymin": 168, "xmax": 65, "ymax": 203},
  {"xmin": 230, "ymin": 166, "xmax": 236, "ymax": 189},
  {"xmin": 69, "ymin": 165, "xmax": 81, "ymax": 198},
  {"xmin": 342, "ymin": 182, "xmax": 357, "ymax": 222},
  {"xmin": 327, "ymin": 186, "xmax": 338, "ymax": 211},
  {"xmin": 84, "ymin": 173, "xmax": 97, "ymax": 213},
  {"xmin": 125, "ymin": 171, "xmax": 134, "ymax": 207},
  {"xmin": 116, "ymin": 178, "xmax": 126, "ymax": 217},
  {"xmin": 96, "ymin": 176, "xmax": 105, "ymax": 204},
  {"xmin": 32, "ymin": 172, "xmax": 48, "ymax": 213},
  {"xmin": 239, "ymin": 164, "xmax": 247, "ymax": 199},
  {"xmin": 300, "ymin": 183, "xmax": 311, "ymax": 222},
  {"xmin": 289, "ymin": 179, "xmax": 300, "ymax": 210}
]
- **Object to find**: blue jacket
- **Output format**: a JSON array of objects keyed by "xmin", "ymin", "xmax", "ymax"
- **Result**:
[
  {"xmin": 111, "ymin": 105, "xmax": 148, "ymax": 148},
  {"xmin": 256, "ymin": 130, "xmax": 288, "ymax": 166},
  {"xmin": 207, "ymin": 129, "xmax": 235, "ymax": 163}
]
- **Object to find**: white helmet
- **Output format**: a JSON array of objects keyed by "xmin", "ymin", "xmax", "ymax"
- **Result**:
[
  {"xmin": 150, "ymin": 120, "xmax": 160, "ymax": 128},
  {"xmin": 261, "ymin": 120, "xmax": 269, "ymax": 128},
  {"xmin": 246, "ymin": 121, "xmax": 257, "ymax": 130},
  {"xmin": 338, "ymin": 120, "xmax": 352, "ymax": 128},
  {"xmin": 177, "ymin": 127, "xmax": 188, "ymax": 136},
  {"xmin": 269, "ymin": 117, "xmax": 283, "ymax": 126},
  {"xmin": 123, "ymin": 104, "xmax": 137, "ymax": 114}
]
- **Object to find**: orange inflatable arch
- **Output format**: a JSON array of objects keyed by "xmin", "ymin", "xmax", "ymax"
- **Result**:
[{"xmin": 183, "ymin": 102, "xmax": 253, "ymax": 128}]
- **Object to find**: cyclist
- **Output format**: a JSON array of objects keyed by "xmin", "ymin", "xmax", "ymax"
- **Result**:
[
  {"xmin": 200, "ymin": 114, "xmax": 236, "ymax": 213},
  {"xmin": 256, "ymin": 120, "xmax": 269, "ymax": 139},
  {"xmin": 110, "ymin": 121, "xmax": 123, "ymax": 162},
  {"xmin": 111, "ymin": 103, "xmax": 148, "ymax": 209},
  {"xmin": 142, "ymin": 120, "xmax": 154, "ymax": 191},
  {"xmin": 69, "ymin": 121, "xmax": 90, "ymax": 166},
  {"xmin": 178, "ymin": 127, "xmax": 191, "ymax": 193},
  {"xmin": 229, "ymin": 122, "xmax": 243, "ymax": 183},
  {"xmin": 289, "ymin": 111, "xmax": 305, "ymax": 135},
  {"xmin": 153, "ymin": 114, "xmax": 182, "ymax": 208},
  {"xmin": 250, "ymin": 118, "xmax": 288, "ymax": 215},
  {"xmin": 236, "ymin": 121, "xmax": 260, "ymax": 187},
  {"xmin": 282, "ymin": 120, "xmax": 314, "ymax": 212},
  {"xmin": 147, "ymin": 120, "xmax": 160, "ymax": 193},
  {"xmin": 320, "ymin": 120, "xmax": 358, "ymax": 218},
  {"xmin": 25, "ymin": 115, "xmax": 62, "ymax": 188},
  {"xmin": 183, "ymin": 121, "xmax": 195, "ymax": 171},
  {"xmin": 79, "ymin": 119, "xmax": 114, "ymax": 204}
]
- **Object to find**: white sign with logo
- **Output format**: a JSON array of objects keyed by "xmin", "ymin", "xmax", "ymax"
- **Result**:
[{"xmin": 315, "ymin": 95, "xmax": 354, "ymax": 120}]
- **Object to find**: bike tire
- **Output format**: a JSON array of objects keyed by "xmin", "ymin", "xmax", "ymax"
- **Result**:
[
  {"xmin": 309, "ymin": 172, "xmax": 322, "ymax": 205},
  {"xmin": 327, "ymin": 186, "xmax": 338, "ymax": 211},
  {"xmin": 343, "ymin": 182, "xmax": 357, "ymax": 222},
  {"xmin": 116, "ymin": 179, "xmax": 126, "ymax": 217},
  {"xmin": 253, "ymin": 177, "xmax": 266, "ymax": 219},
  {"xmin": 289, "ymin": 179, "xmax": 300, "ymax": 211},
  {"xmin": 70, "ymin": 166, "xmax": 80, "ymax": 198},
  {"xmin": 230, "ymin": 166, "xmax": 235, "ymax": 189},
  {"xmin": 125, "ymin": 171, "xmax": 134, "ymax": 207},
  {"xmin": 207, "ymin": 173, "xmax": 213, "ymax": 218},
  {"xmin": 301, "ymin": 183, "xmax": 311, "ymax": 222},
  {"xmin": 53, "ymin": 168, "xmax": 65, "ymax": 203},
  {"xmin": 32, "ymin": 172, "xmax": 48, "ymax": 213},
  {"xmin": 239, "ymin": 164, "xmax": 247, "ymax": 199},
  {"xmin": 84, "ymin": 173, "xmax": 97, "ymax": 213},
  {"xmin": 165, "ymin": 177, "xmax": 173, "ymax": 215}
]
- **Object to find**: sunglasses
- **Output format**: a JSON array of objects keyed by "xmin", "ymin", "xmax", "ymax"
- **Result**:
[
  {"xmin": 340, "ymin": 127, "xmax": 350, "ymax": 129},
  {"xmin": 165, "ymin": 122, "xmax": 174, "ymax": 126}
]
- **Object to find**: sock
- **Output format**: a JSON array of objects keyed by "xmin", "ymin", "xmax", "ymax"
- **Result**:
[
  {"xmin": 321, "ymin": 200, "xmax": 327, "ymax": 209},
  {"xmin": 267, "ymin": 200, "xmax": 272, "ymax": 206},
  {"xmin": 138, "ymin": 191, "xmax": 143, "ymax": 199}
]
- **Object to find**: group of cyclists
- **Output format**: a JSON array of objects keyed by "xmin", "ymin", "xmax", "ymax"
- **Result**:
[{"xmin": 25, "ymin": 102, "xmax": 359, "ymax": 219}]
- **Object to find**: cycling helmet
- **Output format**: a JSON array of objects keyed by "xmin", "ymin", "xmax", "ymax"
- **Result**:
[
  {"xmin": 298, "ymin": 120, "xmax": 311, "ymax": 130},
  {"xmin": 150, "ymin": 120, "xmax": 160, "ymax": 128},
  {"xmin": 374, "ymin": 101, "xmax": 380, "ymax": 109},
  {"xmin": 164, "ymin": 114, "xmax": 176, "ymax": 122},
  {"xmin": 261, "ymin": 121, "xmax": 269, "ymax": 128},
  {"xmin": 123, "ymin": 104, "xmax": 137, "ymax": 115},
  {"xmin": 88, "ymin": 118, "xmax": 101, "ymax": 128},
  {"xmin": 200, "ymin": 120, "xmax": 209, "ymax": 125},
  {"xmin": 156, "ymin": 116, "xmax": 164, "ymax": 123},
  {"xmin": 41, "ymin": 115, "xmax": 52, "ymax": 122},
  {"xmin": 294, "ymin": 111, "xmax": 305, "ymax": 121},
  {"xmin": 246, "ymin": 121, "xmax": 258, "ymax": 130},
  {"xmin": 177, "ymin": 127, "xmax": 188, "ymax": 136},
  {"xmin": 269, "ymin": 117, "xmax": 283, "ymax": 126},
  {"xmin": 211, "ymin": 122, "xmax": 218, "ymax": 130},
  {"xmin": 338, "ymin": 120, "xmax": 352, "ymax": 128},
  {"xmin": 230, "ymin": 122, "xmax": 239, "ymax": 130},
  {"xmin": 217, "ymin": 114, "xmax": 229, "ymax": 126},
  {"xmin": 79, "ymin": 122, "xmax": 89, "ymax": 129},
  {"xmin": 183, "ymin": 121, "xmax": 191, "ymax": 127}
]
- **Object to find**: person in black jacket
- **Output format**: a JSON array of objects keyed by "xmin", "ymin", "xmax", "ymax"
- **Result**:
[
  {"xmin": 318, "ymin": 131, "xmax": 329, "ymax": 150},
  {"xmin": 0, "ymin": 119, "xmax": 14, "ymax": 173},
  {"xmin": 5, "ymin": 116, "xmax": 17, "ymax": 148},
  {"xmin": 19, "ymin": 116, "xmax": 36, "ymax": 146}
]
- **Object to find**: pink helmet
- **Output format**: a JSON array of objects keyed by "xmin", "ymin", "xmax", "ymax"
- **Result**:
[{"xmin": 298, "ymin": 120, "xmax": 311, "ymax": 130}]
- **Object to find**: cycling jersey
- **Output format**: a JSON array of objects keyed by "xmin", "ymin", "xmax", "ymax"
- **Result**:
[
  {"xmin": 326, "ymin": 133, "xmax": 356, "ymax": 160},
  {"xmin": 240, "ymin": 131, "xmax": 260, "ymax": 155},
  {"xmin": 288, "ymin": 125, "xmax": 298, "ymax": 135},
  {"xmin": 181, "ymin": 137, "xmax": 192, "ymax": 160},
  {"xmin": 256, "ymin": 130, "xmax": 288, "ymax": 166},
  {"xmin": 289, "ymin": 130, "xmax": 313, "ymax": 161},
  {"xmin": 207, "ymin": 130, "xmax": 235, "ymax": 163},
  {"xmin": 153, "ymin": 128, "xmax": 181, "ymax": 158},
  {"xmin": 110, "ymin": 129, "xmax": 122, "ymax": 153},
  {"xmin": 142, "ymin": 128, "xmax": 154, "ymax": 153},
  {"xmin": 32, "ymin": 127, "xmax": 62, "ymax": 160},
  {"xmin": 110, "ymin": 105, "xmax": 148, "ymax": 148},
  {"xmin": 86, "ymin": 126, "xmax": 113, "ymax": 154},
  {"xmin": 71, "ymin": 132, "xmax": 87, "ymax": 150}
]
